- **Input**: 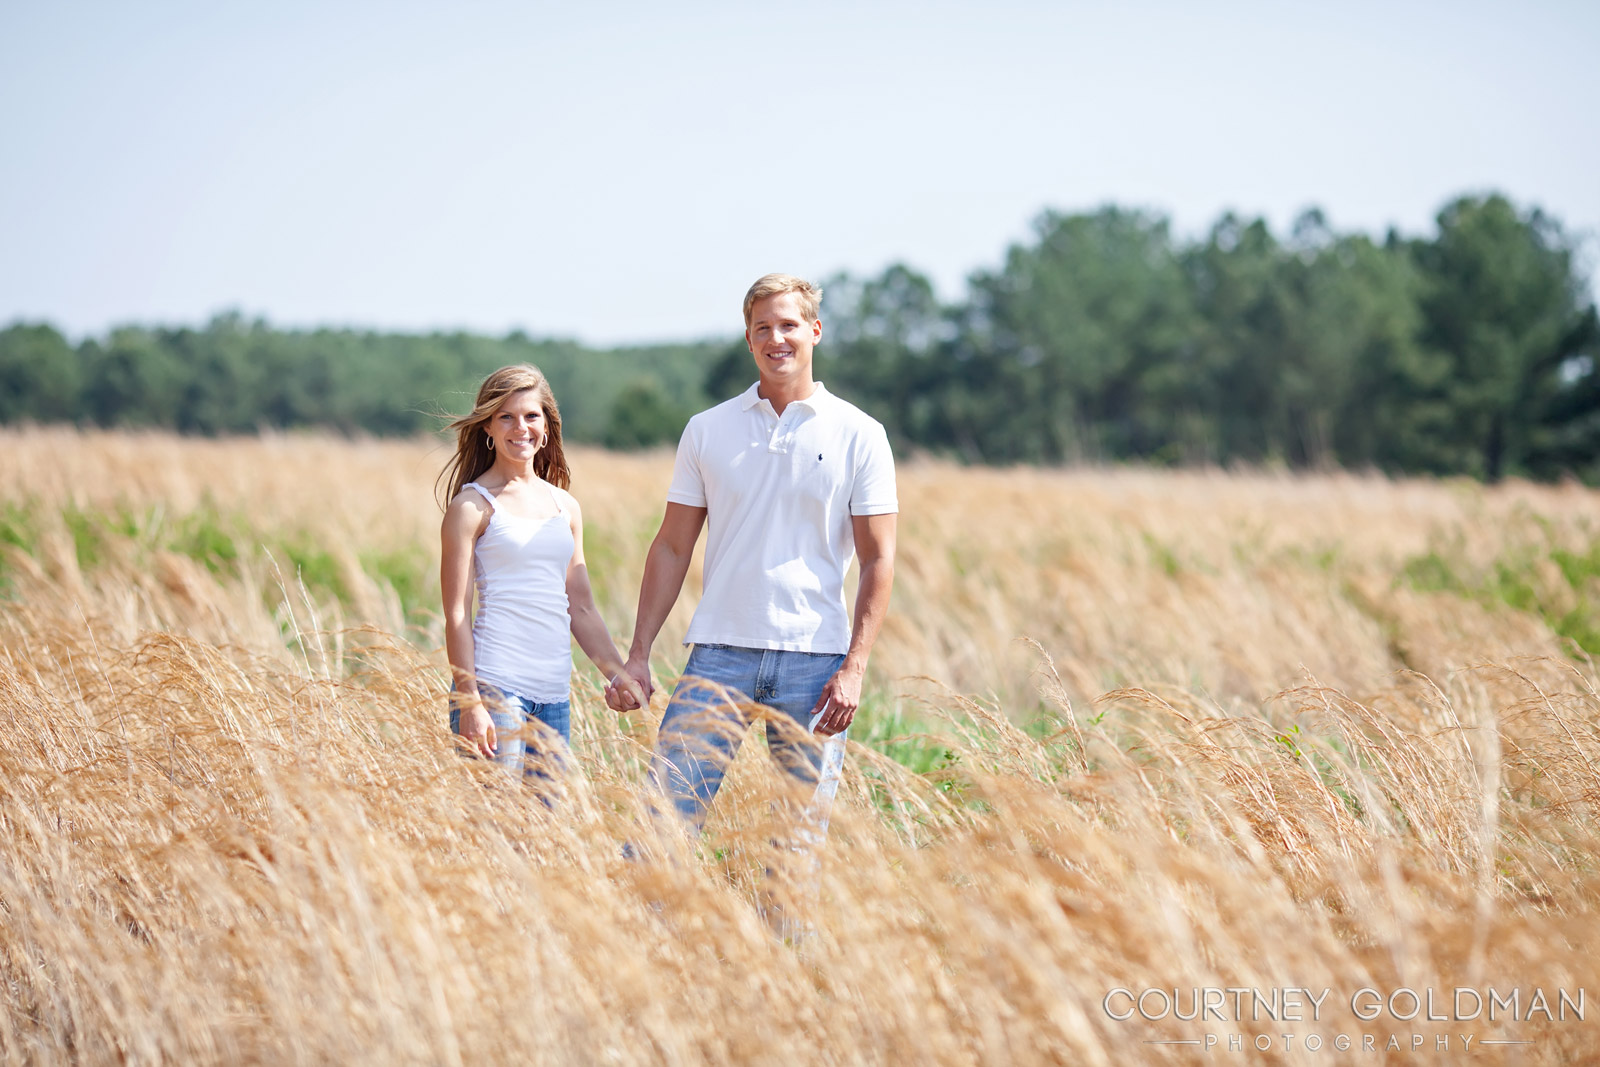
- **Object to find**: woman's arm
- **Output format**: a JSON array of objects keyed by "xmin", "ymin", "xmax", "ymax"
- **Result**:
[
  {"xmin": 562, "ymin": 492, "xmax": 646, "ymax": 709},
  {"xmin": 441, "ymin": 494, "xmax": 496, "ymax": 757}
]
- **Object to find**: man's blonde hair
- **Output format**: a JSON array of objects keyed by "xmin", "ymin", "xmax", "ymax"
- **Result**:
[{"xmin": 742, "ymin": 273, "xmax": 823, "ymax": 328}]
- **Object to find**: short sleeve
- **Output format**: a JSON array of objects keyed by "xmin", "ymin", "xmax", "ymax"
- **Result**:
[
  {"xmin": 665, "ymin": 419, "xmax": 707, "ymax": 508},
  {"xmin": 849, "ymin": 423, "xmax": 898, "ymax": 516}
]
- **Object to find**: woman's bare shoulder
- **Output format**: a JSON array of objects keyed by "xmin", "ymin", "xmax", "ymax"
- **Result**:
[{"xmin": 444, "ymin": 487, "xmax": 493, "ymax": 528}]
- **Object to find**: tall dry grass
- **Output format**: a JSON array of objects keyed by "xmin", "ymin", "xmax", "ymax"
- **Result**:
[{"xmin": 2, "ymin": 426, "xmax": 1599, "ymax": 1064}]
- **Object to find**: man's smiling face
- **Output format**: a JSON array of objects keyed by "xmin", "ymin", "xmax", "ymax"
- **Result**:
[{"xmin": 745, "ymin": 290, "xmax": 821, "ymax": 392}]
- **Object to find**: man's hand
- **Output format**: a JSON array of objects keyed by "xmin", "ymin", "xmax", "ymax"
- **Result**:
[
  {"xmin": 808, "ymin": 513, "xmax": 895, "ymax": 737},
  {"xmin": 810, "ymin": 664, "xmax": 864, "ymax": 736}
]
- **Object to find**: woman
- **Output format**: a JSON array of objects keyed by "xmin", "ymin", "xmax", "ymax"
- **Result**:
[{"xmin": 438, "ymin": 364, "xmax": 642, "ymax": 780}]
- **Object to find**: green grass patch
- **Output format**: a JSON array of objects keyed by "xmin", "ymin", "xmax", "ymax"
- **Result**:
[
  {"xmin": 852, "ymin": 695, "xmax": 956, "ymax": 775},
  {"xmin": 275, "ymin": 537, "xmax": 346, "ymax": 602},
  {"xmin": 0, "ymin": 501, "xmax": 40, "ymax": 555},
  {"xmin": 362, "ymin": 544, "xmax": 435, "ymax": 630},
  {"xmin": 0, "ymin": 501, "xmax": 40, "ymax": 599},
  {"xmin": 170, "ymin": 504, "xmax": 244, "ymax": 575},
  {"xmin": 1402, "ymin": 536, "xmax": 1600, "ymax": 655},
  {"xmin": 1142, "ymin": 531, "xmax": 1182, "ymax": 578},
  {"xmin": 62, "ymin": 506, "xmax": 112, "ymax": 568}
]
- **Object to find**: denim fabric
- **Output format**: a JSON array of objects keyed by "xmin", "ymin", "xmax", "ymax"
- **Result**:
[
  {"xmin": 449, "ymin": 682, "xmax": 570, "ymax": 785},
  {"xmin": 653, "ymin": 643, "xmax": 846, "ymax": 830}
]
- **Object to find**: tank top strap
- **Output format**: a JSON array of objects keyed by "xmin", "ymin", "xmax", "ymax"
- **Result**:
[
  {"xmin": 544, "ymin": 481, "xmax": 568, "ymax": 516},
  {"xmin": 463, "ymin": 482, "xmax": 497, "ymax": 509}
]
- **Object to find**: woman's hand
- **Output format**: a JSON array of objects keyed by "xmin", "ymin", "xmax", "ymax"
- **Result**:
[{"xmin": 455, "ymin": 693, "xmax": 497, "ymax": 758}]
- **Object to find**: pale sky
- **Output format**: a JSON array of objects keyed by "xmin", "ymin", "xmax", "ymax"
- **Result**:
[{"xmin": 3, "ymin": 0, "xmax": 1596, "ymax": 345}]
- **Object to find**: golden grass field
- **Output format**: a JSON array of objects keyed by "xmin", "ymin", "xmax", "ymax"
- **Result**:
[{"xmin": 3, "ymin": 426, "xmax": 1600, "ymax": 1064}]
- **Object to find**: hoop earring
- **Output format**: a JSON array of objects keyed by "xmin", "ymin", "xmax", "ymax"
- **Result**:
[{"xmin": 485, "ymin": 434, "xmax": 494, "ymax": 451}]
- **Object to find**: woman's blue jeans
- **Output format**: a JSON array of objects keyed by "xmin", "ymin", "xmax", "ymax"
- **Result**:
[
  {"xmin": 449, "ymin": 682, "xmax": 570, "ymax": 787},
  {"xmin": 653, "ymin": 643, "xmax": 846, "ymax": 831}
]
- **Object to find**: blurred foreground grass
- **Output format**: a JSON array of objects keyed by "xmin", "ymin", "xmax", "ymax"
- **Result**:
[{"xmin": 2, "ymin": 427, "xmax": 1599, "ymax": 1064}]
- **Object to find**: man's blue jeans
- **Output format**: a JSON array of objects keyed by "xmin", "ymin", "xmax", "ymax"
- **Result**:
[{"xmin": 653, "ymin": 643, "xmax": 846, "ymax": 831}]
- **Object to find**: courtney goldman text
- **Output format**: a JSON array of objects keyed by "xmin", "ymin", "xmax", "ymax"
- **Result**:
[{"xmin": 1102, "ymin": 986, "xmax": 1584, "ymax": 1025}]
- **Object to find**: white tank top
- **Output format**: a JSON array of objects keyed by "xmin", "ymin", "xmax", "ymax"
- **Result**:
[{"xmin": 465, "ymin": 481, "xmax": 575, "ymax": 703}]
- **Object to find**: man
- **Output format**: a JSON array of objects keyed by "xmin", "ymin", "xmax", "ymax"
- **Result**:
[{"xmin": 608, "ymin": 272, "xmax": 898, "ymax": 841}]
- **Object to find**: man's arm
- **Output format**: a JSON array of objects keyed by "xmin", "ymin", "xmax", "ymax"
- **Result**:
[
  {"xmin": 616, "ymin": 502, "xmax": 708, "ymax": 706},
  {"xmin": 811, "ymin": 511, "xmax": 897, "ymax": 736}
]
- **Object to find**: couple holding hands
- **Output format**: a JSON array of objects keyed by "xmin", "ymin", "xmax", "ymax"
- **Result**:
[{"xmin": 439, "ymin": 273, "xmax": 898, "ymax": 840}]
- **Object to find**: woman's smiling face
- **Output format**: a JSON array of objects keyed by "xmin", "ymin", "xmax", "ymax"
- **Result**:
[{"xmin": 486, "ymin": 389, "xmax": 547, "ymax": 459}]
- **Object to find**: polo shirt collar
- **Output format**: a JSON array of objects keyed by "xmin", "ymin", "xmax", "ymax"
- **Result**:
[{"xmin": 739, "ymin": 381, "xmax": 834, "ymax": 414}]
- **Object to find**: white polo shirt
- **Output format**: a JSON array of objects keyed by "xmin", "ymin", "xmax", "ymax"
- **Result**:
[{"xmin": 666, "ymin": 382, "xmax": 898, "ymax": 654}]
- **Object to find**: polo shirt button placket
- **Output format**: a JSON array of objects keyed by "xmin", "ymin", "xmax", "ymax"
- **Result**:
[{"xmin": 768, "ymin": 416, "xmax": 789, "ymax": 455}]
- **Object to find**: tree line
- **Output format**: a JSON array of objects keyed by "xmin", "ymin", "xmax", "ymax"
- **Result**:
[
  {"xmin": 0, "ymin": 317, "xmax": 715, "ymax": 449},
  {"xmin": 3, "ymin": 192, "xmax": 1596, "ymax": 481}
]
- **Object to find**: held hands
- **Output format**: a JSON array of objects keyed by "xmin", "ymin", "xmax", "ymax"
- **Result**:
[
  {"xmin": 604, "ymin": 656, "xmax": 655, "ymax": 713},
  {"xmin": 600, "ymin": 653, "xmax": 862, "ymax": 733},
  {"xmin": 810, "ymin": 663, "xmax": 864, "ymax": 736}
]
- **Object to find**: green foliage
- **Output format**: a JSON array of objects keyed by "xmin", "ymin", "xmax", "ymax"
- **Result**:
[
  {"xmin": 957, "ymin": 208, "xmax": 1198, "ymax": 463},
  {"xmin": 0, "ymin": 323, "xmax": 80, "ymax": 422},
  {"xmin": 3, "ymin": 191, "xmax": 1597, "ymax": 482},
  {"xmin": 2, "ymin": 313, "xmax": 727, "ymax": 442},
  {"xmin": 1411, "ymin": 195, "xmax": 1600, "ymax": 481},
  {"xmin": 602, "ymin": 379, "xmax": 694, "ymax": 450},
  {"xmin": 821, "ymin": 265, "xmax": 948, "ymax": 448},
  {"xmin": 81, "ymin": 328, "xmax": 188, "ymax": 428},
  {"xmin": 701, "ymin": 340, "xmax": 757, "ymax": 404}
]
